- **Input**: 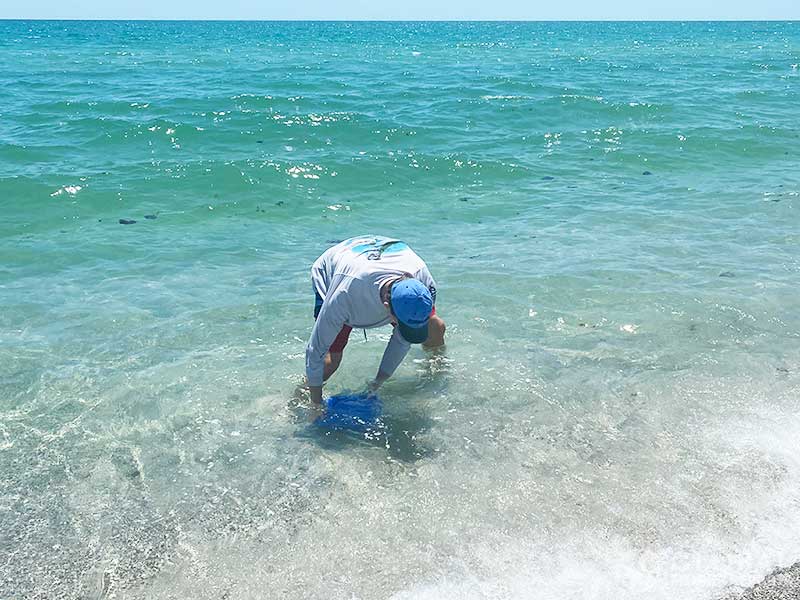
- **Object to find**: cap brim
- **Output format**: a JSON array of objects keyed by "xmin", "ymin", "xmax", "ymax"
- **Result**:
[{"xmin": 398, "ymin": 321, "xmax": 429, "ymax": 344}]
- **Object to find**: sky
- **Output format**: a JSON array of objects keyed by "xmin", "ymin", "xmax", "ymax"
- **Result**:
[{"xmin": 1, "ymin": 0, "xmax": 799, "ymax": 21}]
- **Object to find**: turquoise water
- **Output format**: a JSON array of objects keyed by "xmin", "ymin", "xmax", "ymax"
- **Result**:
[{"xmin": 1, "ymin": 20, "xmax": 799, "ymax": 599}]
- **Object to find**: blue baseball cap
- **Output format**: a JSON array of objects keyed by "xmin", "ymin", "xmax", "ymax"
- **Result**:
[{"xmin": 390, "ymin": 278, "xmax": 433, "ymax": 344}]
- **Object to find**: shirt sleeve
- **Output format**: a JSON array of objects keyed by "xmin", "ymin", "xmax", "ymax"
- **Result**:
[
  {"xmin": 377, "ymin": 326, "xmax": 412, "ymax": 378},
  {"xmin": 311, "ymin": 252, "xmax": 331, "ymax": 298},
  {"xmin": 414, "ymin": 265, "xmax": 438, "ymax": 305},
  {"xmin": 305, "ymin": 291, "xmax": 349, "ymax": 387}
]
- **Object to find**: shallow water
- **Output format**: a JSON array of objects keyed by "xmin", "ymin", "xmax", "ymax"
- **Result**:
[{"xmin": 1, "ymin": 20, "xmax": 799, "ymax": 599}]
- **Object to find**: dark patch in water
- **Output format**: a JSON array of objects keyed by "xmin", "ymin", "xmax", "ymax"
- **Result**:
[
  {"xmin": 275, "ymin": 201, "xmax": 285, "ymax": 206},
  {"xmin": 144, "ymin": 214, "xmax": 157, "ymax": 220},
  {"xmin": 541, "ymin": 176, "xmax": 555, "ymax": 181},
  {"xmin": 256, "ymin": 140, "xmax": 264, "ymax": 143},
  {"xmin": 642, "ymin": 170, "xmax": 653, "ymax": 175},
  {"xmin": 326, "ymin": 239, "xmax": 343, "ymax": 244},
  {"xmin": 459, "ymin": 197, "xmax": 469, "ymax": 202},
  {"xmin": 719, "ymin": 271, "xmax": 735, "ymax": 278},
  {"xmin": 119, "ymin": 219, "xmax": 137, "ymax": 225}
]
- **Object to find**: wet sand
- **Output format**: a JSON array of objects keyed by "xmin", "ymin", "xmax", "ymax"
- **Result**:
[{"xmin": 721, "ymin": 562, "xmax": 800, "ymax": 600}]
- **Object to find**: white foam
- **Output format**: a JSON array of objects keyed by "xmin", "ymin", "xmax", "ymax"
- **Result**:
[{"xmin": 391, "ymin": 412, "xmax": 800, "ymax": 600}]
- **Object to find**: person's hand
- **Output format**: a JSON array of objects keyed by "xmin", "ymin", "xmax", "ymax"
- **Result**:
[
  {"xmin": 367, "ymin": 370, "xmax": 390, "ymax": 395},
  {"xmin": 308, "ymin": 400, "xmax": 326, "ymax": 423}
]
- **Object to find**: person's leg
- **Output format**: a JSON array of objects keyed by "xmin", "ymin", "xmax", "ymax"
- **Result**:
[
  {"xmin": 423, "ymin": 314, "xmax": 446, "ymax": 349},
  {"xmin": 323, "ymin": 351, "xmax": 343, "ymax": 381},
  {"xmin": 313, "ymin": 289, "xmax": 352, "ymax": 382},
  {"xmin": 322, "ymin": 325, "xmax": 352, "ymax": 381}
]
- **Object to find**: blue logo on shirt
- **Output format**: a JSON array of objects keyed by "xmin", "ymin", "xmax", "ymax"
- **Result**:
[{"xmin": 347, "ymin": 237, "xmax": 408, "ymax": 260}]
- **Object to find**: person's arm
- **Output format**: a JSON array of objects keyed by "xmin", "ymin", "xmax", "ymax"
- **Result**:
[
  {"xmin": 305, "ymin": 292, "xmax": 349, "ymax": 405},
  {"xmin": 309, "ymin": 385, "xmax": 324, "ymax": 406},
  {"xmin": 371, "ymin": 326, "xmax": 412, "ymax": 390}
]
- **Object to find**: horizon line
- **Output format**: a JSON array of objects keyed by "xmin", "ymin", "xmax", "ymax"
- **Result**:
[{"xmin": 1, "ymin": 18, "xmax": 798, "ymax": 23}]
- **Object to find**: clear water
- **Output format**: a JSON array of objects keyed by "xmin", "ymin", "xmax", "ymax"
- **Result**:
[{"xmin": 1, "ymin": 20, "xmax": 799, "ymax": 599}]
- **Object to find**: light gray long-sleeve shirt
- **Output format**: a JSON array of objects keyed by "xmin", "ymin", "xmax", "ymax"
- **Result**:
[{"xmin": 306, "ymin": 235, "xmax": 437, "ymax": 387}]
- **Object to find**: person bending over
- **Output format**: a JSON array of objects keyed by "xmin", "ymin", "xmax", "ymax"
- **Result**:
[{"xmin": 306, "ymin": 235, "xmax": 446, "ymax": 407}]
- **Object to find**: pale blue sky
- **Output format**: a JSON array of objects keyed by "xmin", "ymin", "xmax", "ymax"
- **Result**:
[{"xmin": 2, "ymin": 0, "xmax": 798, "ymax": 21}]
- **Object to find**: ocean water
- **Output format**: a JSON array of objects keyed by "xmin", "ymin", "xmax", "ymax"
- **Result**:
[{"xmin": 1, "ymin": 20, "xmax": 799, "ymax": 599}]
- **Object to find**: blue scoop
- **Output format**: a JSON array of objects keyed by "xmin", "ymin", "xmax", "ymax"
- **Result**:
[{"xmin": 315, "ymin": 392, "xmax": 382, "ymax": 433}]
